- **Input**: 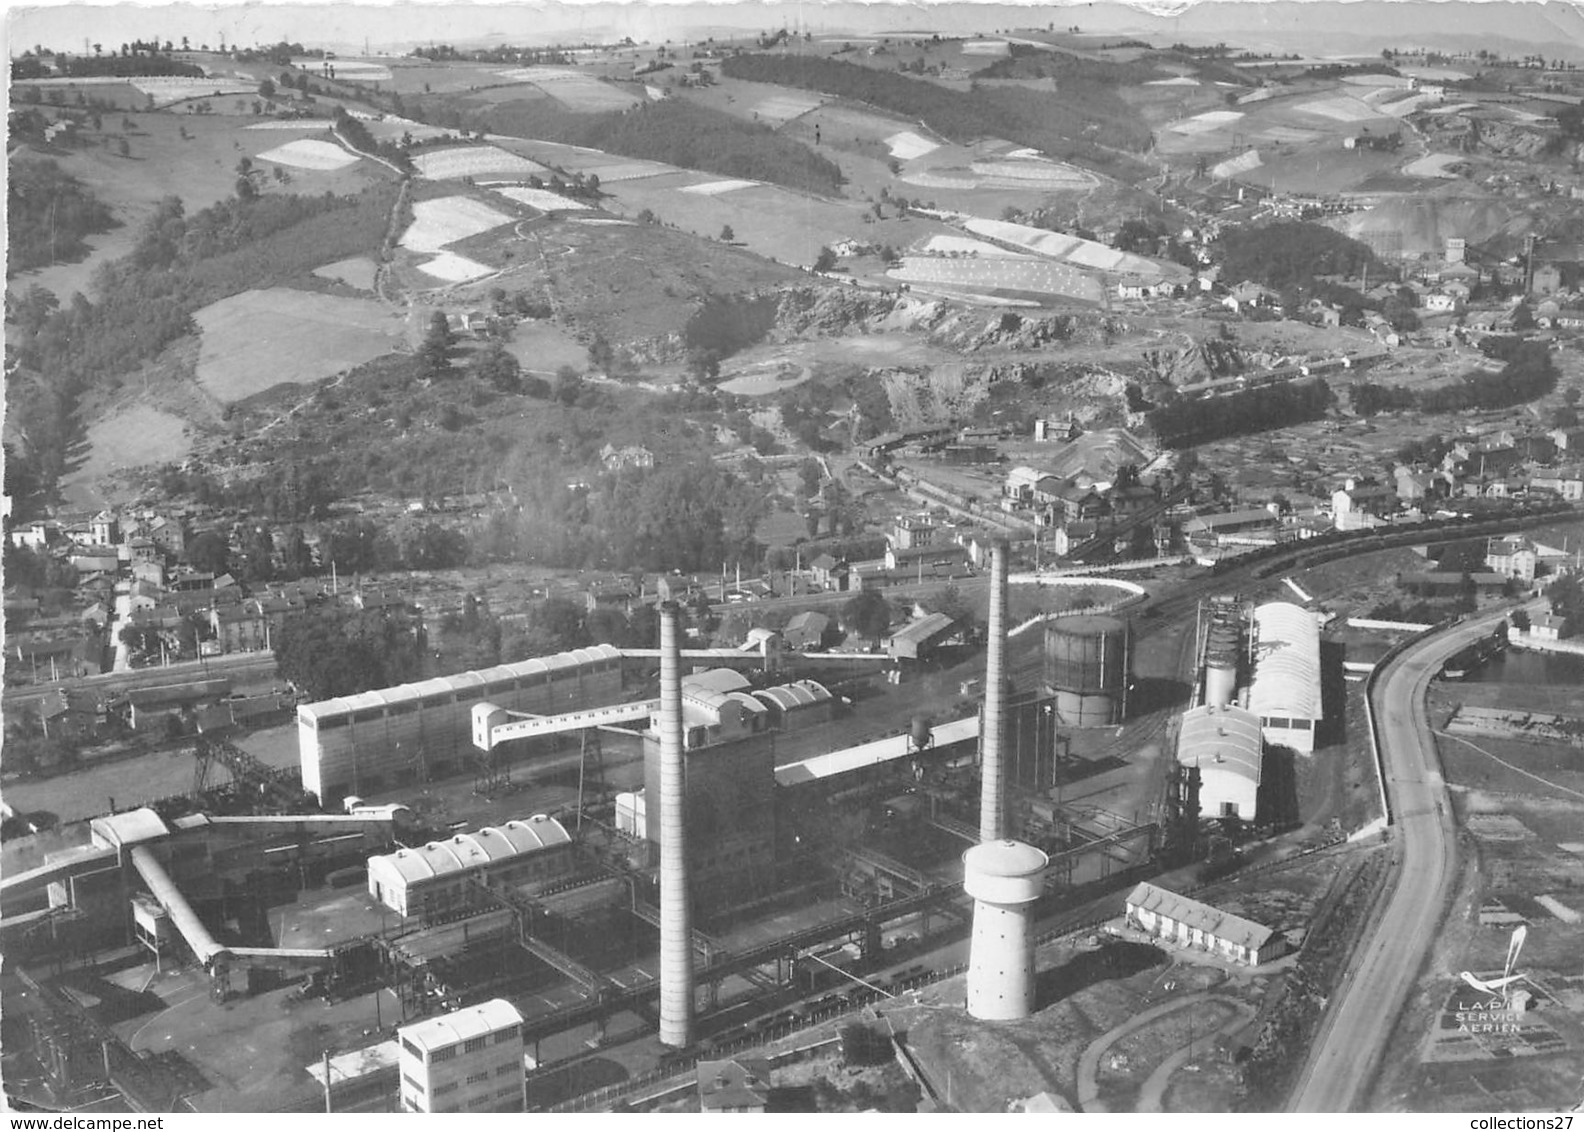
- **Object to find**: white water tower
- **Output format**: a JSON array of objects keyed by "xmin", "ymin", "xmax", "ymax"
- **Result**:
[{"xmin": 963, "ymin": 839, "xmax": 1049, "ymax": 1021}]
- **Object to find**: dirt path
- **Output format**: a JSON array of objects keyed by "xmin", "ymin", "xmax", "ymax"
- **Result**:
[
  {"xmin": 1075, "ymin": 990, "xmax": 1229, "ymax": 1113},
  {"xmin": 1135, "ymin": 998, "xmax": 1256, "ymax": 1112}
]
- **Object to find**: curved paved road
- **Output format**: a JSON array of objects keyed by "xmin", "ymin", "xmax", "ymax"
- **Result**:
[{"xmin": 1290, "ymin": 607, "xmax": 1520, "ymax": 1111}]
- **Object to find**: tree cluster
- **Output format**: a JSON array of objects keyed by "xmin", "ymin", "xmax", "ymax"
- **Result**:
[
  {"xmin": 6, "ymin": 160, "xmax": 116, "ymax": 275},
  {"xmin": 1354, "ymin": 342, "xmax": 1557, "ymax": 418},
  {"xmin": 1148, "ymin": 379, "xmax": 1333, "ymax": 448},
  {"xmin": 1214, "ymin": 222, "xmax": 1376, "ymax": 289},
  {"xmin": 28, "ymin": 50, "xmax": 203, "ymax": 80},
  {"xmin": 273, "ymin": 604, "xmax": 424, "ymax": 700}
]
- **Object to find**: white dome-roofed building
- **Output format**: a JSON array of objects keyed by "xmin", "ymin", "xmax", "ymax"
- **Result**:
[
  {"xmin": 1246, "ymin": 602, "xmax": 1321, "ymax": 754},
  {"xmin": 1176, "ymin": 703, "xmax": 1263, "ymax": 820},
  {"xmin": 367, "ymin": 814, "xmax": 573, "ymax": 919},
  {"xmin": 749, "ymin": 679, "xmax": 835, "ymax": 731}
]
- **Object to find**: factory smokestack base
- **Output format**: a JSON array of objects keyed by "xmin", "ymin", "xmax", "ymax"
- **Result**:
[
  {"xmin": 657, "ymin": 602, "xmax": 694, "ymax": 1047},
  {"xmin": 963, "ymin": 839, "xmax": 1048, "ymax": 1021},
  {"xmin": 980, "ymin": 539, "xmax": 1009, "ymax": 843}
]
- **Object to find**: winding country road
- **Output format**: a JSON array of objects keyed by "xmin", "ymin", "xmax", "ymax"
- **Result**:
[{"xmin": 1289, "ymin": 607, "xmax": 1521, "ymax": 1111}]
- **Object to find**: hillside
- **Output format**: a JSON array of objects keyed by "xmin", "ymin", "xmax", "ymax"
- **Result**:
[
  {"xmin": 433, "ymin": 96, "xmax": 846, "ymax": 197},
  {"xmin": 720, "ymin": 52, "xmax": 1154, "ymax": 172}
]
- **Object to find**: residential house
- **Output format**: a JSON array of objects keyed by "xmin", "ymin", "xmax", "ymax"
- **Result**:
[
  {"xmin": 1485, "ymin": 535, "xmax": 1539, "ymax": 582},
  {"xmin": 1531, "ymin": 610, "xmax": 1571, "ymax": 641},
  {"xmin": 697, "ymin": 1058, "xmax": 772, "ymax": 1114},
  {"xmin": 1393, "ymin": 465, "xmax": 1443, "ymax": 504},
  {"xmin": 127, "ymin": 536, "xmax": 160, "ymax": 565},
  {"xmin": 1032, "ymin": 416, "xmax": 1083, "ymax": 443},
  {"xmin": 1530, "ymin": 467, "xmax": 1584, "ymax": 502},
  {"xmin": 1423, "ymin": 290, "xmax": 1458, "ymax": 314},
  {"xmin": 891, "ymin": 517, "xmax": 937, "ymax": 550},
  {"xmin": 782, "ymin": 611, "xmax": 830, "ymax": 651},
  {"xmin": 130, "ymin": 560, "xmax": 166, "ymax": 588},
  {"xmin": 210, "ymin": 602, "xmax": 270, "ymax": 653},
  {"xmin": 1551, "ymin": 427, "xmax": 1584, "ymax": 453},
  {"xmin": 145, "ymin": 515, "xmax": 186, "ymax": 558},
  {"xmin": 11, "ymin": 635, "xmax": 104, "ymax": 680},
  {"xmin": 810, "ymin": 554, "xmax": 850, "ymax": 592},
  {"xmin": 599, "ymin": 444, "xmax": 656, "ymax": 473},
  {"xmin": 1051, "ymin": 520, "xmax": 1099, "ymax": 559},
  {"xmin": 1043, "ymin": 478, "xmax": 1109, "ymax": 526},
  {"xmin": 1331, "ymin": 479, "xmax": 1398, "ymax": 531},
  {"xmin": 70, "ymin": 552, "xmax": 120, "ymax": 575},
  {"xmin": 1004, "ymin": 466, "xmax": 1048, "ymax": 503},
  {"xmin": 1222, "ymin": 280, "xmax": 1277, "ymax": 313},
  {"xmin": 88, "ymin": 512, "xmax": 120, "ymax": 547},
  {"xmin": 9, "ymin": 521, "xmax": 61, "ymax": 551}
]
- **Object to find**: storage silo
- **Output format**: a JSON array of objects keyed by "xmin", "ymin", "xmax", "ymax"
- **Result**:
[
  {"xmin": 1203, "ymin": 621, "xmax": 1241, "ymax": 708},
  {"xmin": 1044, "ymin": 615, "xmax": 1131, "ymax": 727}
]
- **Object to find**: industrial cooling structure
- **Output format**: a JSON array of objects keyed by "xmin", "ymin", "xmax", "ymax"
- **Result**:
[{"xmin": 1042, "ymin": 615, "xmax": 1132, "ymax": 728}]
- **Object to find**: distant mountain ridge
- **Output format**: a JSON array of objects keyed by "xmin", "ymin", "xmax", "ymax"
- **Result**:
[{"xmin": 443, "ymin": 1, "xmax": 1584, "ymax": 63}]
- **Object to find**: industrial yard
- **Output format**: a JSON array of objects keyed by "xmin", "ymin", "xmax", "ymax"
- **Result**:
[{"xmin": 0, "ymin": 531, "xmax": 1385, "ymax": 1114}]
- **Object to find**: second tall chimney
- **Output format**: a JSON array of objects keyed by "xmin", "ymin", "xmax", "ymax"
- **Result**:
[
  {"xmin": 657, "ymin": 602, "xmax": 694, "ymax": 1047},
  {"xmin": 980, "ymin": 539, "xmax": 1009, "ymax": 843}
]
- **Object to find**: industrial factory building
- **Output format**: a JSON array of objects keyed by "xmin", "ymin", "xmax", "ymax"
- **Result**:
[
  {"xmin": 1247, "ymin": 602, "xmax": 1322, "ymax": 754},
  {"xmin": 1175, "ymin": 703, "xmax": 1263, "ymax": 820},
  {"xmin": 1124, "ymin": 882, "xmax": 1282, "ymax": 966},
  {"xmin": 749, "ymin": 679, "xmax": 835, "ymax": 730},
  {"xmin": 298, "ymin": 645, "xmax": 624, "ymax": 807},
  {"xmin": 397, "ymin": 999, "xmax": 527, "ymax": 1113},
  {"xmin": 366, "ymin": 815, "xmax": 574, "ymax": 920},
  {"xmin": 1043, "ymin": 615, "xmax": 1132, "ymax": 728},
  {"xmin": 642, "ymin": 669, "xmax": 780, "ymax": 904}
]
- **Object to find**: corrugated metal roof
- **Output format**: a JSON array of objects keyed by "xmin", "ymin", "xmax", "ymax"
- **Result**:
[
  {"xmin": 888, "ymin": 612, "xmax": 957, "ymax": 646},
  {"xmin": 399, "ymin": 999, "xmax": 523, "ymax": 1054},
  {"xmin": 89, "ymin": 808, "xmax": 170, "ymax": 849},
  {"xmin": 298, "ymin": 644, "xmax": 622, "ymax": 723},
  {"xmin": 752, "ymin": 679, "xmax": 833, "ymax": 713},
  {"xmin": 1125, "ymin": 881, "xmax": 1273, "ymax": 951},
  {"xmin": 1246, "ymin": 602, "xmax": 1321, "ymax": 721},
  {"xmin": 686, "ymin": 669, "xmax": 751, "ymax": 695},
  {"xmin": 1176, "ymin": 704, "xmax": 1262, "ymax": 786},
  {"xmin": 368, "ymin": 815, "xmax": 570, "ymax": 886}
]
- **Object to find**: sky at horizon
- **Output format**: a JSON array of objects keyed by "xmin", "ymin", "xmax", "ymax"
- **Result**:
[{"xmin": 5, "ymin": 0, "xmax": 1580, "ymax": 57}]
